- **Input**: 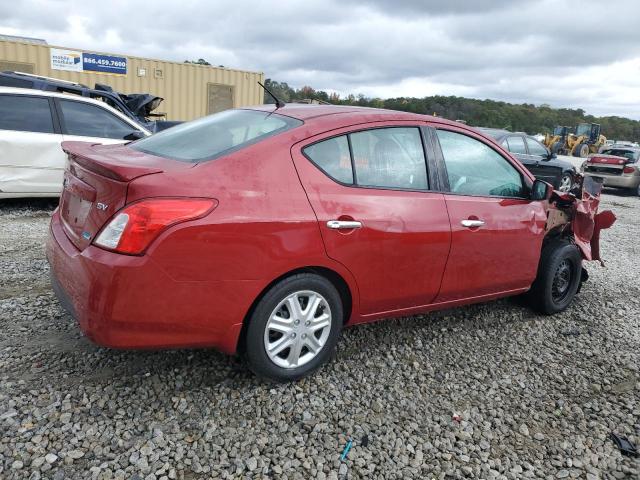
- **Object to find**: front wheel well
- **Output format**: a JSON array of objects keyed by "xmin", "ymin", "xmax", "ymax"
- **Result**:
[{"xmin": 235, "ymin": 266, "xmax": 353, "ymax": 354}]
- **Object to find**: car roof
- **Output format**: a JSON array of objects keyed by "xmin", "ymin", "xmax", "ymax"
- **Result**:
[
  {"xmin": 0, "ymin": 86, "xmax": 151, "ymax": 134},
  {"xmin": 477, "ymin": 127, "xmax": 511, "ymax": 140},
  {"xmin": 245, "ymin": 103, "xmax": 466, "ymax": 130},
  {"xmin": 1, "ymin": 85, "xmax": 115, "ymax": 105}
]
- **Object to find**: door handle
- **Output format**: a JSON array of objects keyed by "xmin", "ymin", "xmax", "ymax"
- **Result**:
[
  {"xmin": 461, "ymin": 219, "xmax": 485, "ymax": 228},
  {"xmin": 327, "ymin": 220, "xmax": 362, "ymax": 230}
]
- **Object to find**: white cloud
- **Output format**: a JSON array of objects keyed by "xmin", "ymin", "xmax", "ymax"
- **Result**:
[{"xmin": 1, "ymin": 0, "xmax": 639, "ymax": 118}]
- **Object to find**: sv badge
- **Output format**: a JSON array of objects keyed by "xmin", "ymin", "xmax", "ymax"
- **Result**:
[{"xmin": 96, "ymin": 203, "xmax": 109, "ymax": 211}]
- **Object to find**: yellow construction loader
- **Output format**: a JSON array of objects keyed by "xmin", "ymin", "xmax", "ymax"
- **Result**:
[
  {"xmin": 566, "ymin": 123, "xmax": 606, "ymax": 157},
  {"xmin": 545, "ymin": 123, "xmax": 606, "ymax": 157},
  {"xmin": 544, "ymin": 126, "xmax": 571, "ymax": 154}
]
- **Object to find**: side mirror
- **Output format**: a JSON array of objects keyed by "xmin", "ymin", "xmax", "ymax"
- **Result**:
[
  {"xmin": 531, "ymin": 179, "xmax": 552, "ymax": 201},
  {"xmin": 546, "ymin": 151, "xmax": 557, "ymax": 161},
  {"xmin": 124, "ymin": 130, "xmax": 145, "ymax": 141}
]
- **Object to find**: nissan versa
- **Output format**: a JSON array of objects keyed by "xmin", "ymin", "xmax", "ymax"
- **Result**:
[{"xmin": 46, "ymin": 104, "xmax": 615, "ymax": 381}]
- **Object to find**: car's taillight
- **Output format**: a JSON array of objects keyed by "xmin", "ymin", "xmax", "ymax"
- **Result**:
[
  {"xmin": 94, "ymin": 198, "xmax": 217, "ymax": 255},
  {"xmin": 623, "ymin": 165, "xmax": 636, "ymax": 174}
]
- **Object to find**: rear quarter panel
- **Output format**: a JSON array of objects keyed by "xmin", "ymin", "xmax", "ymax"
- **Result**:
[{"xmin": 126, "ymin": 129, "xmax": 361, "ymax": 318}]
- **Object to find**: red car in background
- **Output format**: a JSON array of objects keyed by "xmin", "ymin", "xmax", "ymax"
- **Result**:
[{"xmin": 46, "ymin": 104, "xmax": 614, "ymax": 381}]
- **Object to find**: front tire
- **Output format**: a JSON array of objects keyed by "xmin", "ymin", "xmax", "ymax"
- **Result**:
[
  {"xmin": 244, "ymin": 273, "xmax": 343, "ymax": 382},
  {"xmin": 527, "ymin": 239, "xmax": 582, "ymax": 315},
  {"xmin": 574, "ymin": 143, "xmax": 589, "ymax": 158}
]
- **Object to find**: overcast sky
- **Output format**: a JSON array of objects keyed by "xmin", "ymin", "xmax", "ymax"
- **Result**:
[{"xmin": 2, "ymin": 0, "xmax": 639, "ymax": 118}]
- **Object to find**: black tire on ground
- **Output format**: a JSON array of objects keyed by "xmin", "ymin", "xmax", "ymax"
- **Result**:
[
  {"xmin": 244, "ymin": 273, "xmax": 343, "ymax": 382},
  {"xmin": 574, "ymin": 143, "xmax": 589, "ymax": 158},
  {"xmin": 527, "ymin": 239, "xmax": 582, "ymax": 315},
  {"xmin": 551, "ymin": 141, "xmax": 563, "ymax": 154}
]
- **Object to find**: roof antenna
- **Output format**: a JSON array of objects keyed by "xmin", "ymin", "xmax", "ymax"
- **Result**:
[{"xmin": 258, "ymin": 81, "xmax": 285, "ymax": 109}]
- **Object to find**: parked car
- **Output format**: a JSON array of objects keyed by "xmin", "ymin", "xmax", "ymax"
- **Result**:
[
  {"xmin": 0, "ymin": 86, "xmax": 150, "ymax": 198},
  {"xmin": 0, "ymin": 71, "xmax": 181, "ymax": 133},
  {"xmin": 582, "ymin": 145, "xmax": 640, "ymax": 196},
  {"xmin": 479, "ymin": 128, "xmax": 576, "ymax": 192},
  {"xmin": 47, "ymin": 105, "xmax": 614, "ymax": 381}
]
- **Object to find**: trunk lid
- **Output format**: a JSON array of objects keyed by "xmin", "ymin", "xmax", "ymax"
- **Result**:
[
  {"xmin": 584, "ymin": 154, "xmax": 627, "ymax": 176},
  {"xmin": 59, "ymin": 141, "xmax": 186, "ymax": 250},
  {"xmin": 587, "ymin": 154, "xmax": 628, "ymax": 166}
]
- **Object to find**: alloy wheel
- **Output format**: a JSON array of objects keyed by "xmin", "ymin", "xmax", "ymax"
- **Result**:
[
  {"xmin": 264, "ymin": 290, "xmax": 332, "ymax": 369},
  {"xmin": 559, "ymin": 174, "xmax": 572, "ymax": 192}
]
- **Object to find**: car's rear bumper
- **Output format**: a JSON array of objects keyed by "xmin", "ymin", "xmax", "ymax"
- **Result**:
[
  {"xmin": 583, "ymin": 172, "xmax": 640, "ymax": 189},
  {"xmin": 46, "ymin": 210, "xmax": 251, "ymax": 354}
]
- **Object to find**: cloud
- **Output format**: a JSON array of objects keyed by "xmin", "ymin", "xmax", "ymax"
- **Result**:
[{"xmin": 1, "ymin": 0, "xmax": 639, "ymax": 118}]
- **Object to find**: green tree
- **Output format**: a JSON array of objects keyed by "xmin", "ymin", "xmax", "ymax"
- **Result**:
[{"xmin": 261, "ymin": 79, "xmax": 640, "ymax": 141}]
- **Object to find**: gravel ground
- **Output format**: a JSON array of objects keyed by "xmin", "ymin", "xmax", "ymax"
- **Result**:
[{"xmin": 0, "ymin": 192, "xmax": 638, "ymax": 480}]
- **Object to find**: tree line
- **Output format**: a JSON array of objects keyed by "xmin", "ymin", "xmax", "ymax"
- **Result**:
[{"xmin": 263, "ymin": 79, "xmax": 640, "ymax": 142}]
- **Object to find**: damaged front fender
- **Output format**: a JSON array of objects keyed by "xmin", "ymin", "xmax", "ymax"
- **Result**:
[{"xmin": 548, "ymin": 175, "xmax": 616, "ymax": 265}]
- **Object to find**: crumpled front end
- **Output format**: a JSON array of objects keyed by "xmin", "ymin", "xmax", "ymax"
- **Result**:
[{"xmin": 546, "ymin": 175, "xmax": 616, "ymax": 265}]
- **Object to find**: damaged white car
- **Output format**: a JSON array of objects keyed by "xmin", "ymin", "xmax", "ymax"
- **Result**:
[{"xmin": 0, "ymin": 86, "xmax": 150, "ymax": 198}]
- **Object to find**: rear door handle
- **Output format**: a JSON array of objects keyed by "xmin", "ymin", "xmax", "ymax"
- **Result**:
[
  {"xmin": 461, "ymin": 219, "xmax": 485, "ymax": 228},
  {"xmin": 327, "ymin": 220, "xmax": 362, "ymax": 230}
]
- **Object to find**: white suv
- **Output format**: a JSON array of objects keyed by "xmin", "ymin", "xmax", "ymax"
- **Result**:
[{"xmin": 0, "ymin": 87, "xmax": 150, "ymax": 198}]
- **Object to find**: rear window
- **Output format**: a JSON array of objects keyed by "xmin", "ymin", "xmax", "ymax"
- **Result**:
[
  {"xmin": 602, "ymin": 149, "xmax": 640, "ymax": 162},
  {"xmin": 131, "ymin": 109, "xmax": 302, "ymax": 162}
]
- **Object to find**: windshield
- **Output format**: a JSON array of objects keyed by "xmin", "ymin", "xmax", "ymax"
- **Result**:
[
  {"xmin": 575, "ymin": 123, "xmax": 592, "ymax": 137},
  {"xmin": 131, "ymin": 109, "xmax": 302, "ymax": 162},
  {"xmin": 602, "ymin": 149, "xmax": 640, "ymax": 162},
  {"xmin": 553, "ymin": 126, "xmax": 565, "ymax": 135}
]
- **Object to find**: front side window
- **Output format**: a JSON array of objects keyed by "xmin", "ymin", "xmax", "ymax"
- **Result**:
[
  {"xmin": 132, "ymin": 109, "xmax": 302, "ymax": 162},
  {"xmin": 437, "ymin": 129, "xmax": 525, "ymax": 198},
  {"xmin": 506, "ymin": 136, "xmax": 527, "ymax": 154},
  {"xmin": 527, "ymin": 138, "xmax": 548, "ymax": 156},
  {"xmin": 60, "ymin": 100, "xmax": 137, "ymax": 139},
  {"xmin": 0, "ymin": 95, "xmax": 54, "ymax": 134},
  {"xmin": 304, "ymin": 127, "xmax": 428, "ymax": 190}
]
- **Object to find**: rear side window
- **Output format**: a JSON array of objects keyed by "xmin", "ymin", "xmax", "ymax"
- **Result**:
[
  {"xmin": 0, "ymin": 95, "xmax": 54, "ymax": 134},
  {"xmin": 506, "ymin": 136, "xmax": 527, "ymax": 154},
  {"xmin": 303, "ymin": 136, "xmax": 353, "ymax": 184},
  {"xmin": 132, "ymin": 109, "xmax": 302, "ymax": 162},
  {"xmin": 59, "ymin": 100, "xmax": 136, "ymax": 139},
  {"xmin": 303, "ymin": 127, "xmax": 428, "ymax": 190},
  {"xmin": 437, "ymin": 129, "xmax": 525, "ymax": 198}
]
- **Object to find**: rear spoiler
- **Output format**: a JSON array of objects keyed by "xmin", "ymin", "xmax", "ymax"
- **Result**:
[{"xmin": 62, "ymin": 141, "xmax": 163, "ymax": 182}]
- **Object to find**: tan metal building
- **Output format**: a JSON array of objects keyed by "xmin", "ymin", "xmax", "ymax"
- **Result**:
[{"xmin": 0, "ymin": 36, "xmax": 264, "ymax": 121}]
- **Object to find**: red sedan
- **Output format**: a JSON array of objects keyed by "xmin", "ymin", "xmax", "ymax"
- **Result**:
[{"xmin": 47, "ymin": 104, "xmax": 614, "ymax": 381}]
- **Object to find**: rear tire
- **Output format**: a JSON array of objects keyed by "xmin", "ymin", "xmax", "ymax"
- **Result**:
[
  {"xmin": 244, "ymin": 273, "xmax": 343, "ymax": 382},
  {"xmin": 527, "ymin": 239, "xmax": 582, "ymax": 315},
  {"xmin": 551, "ymin": 141, "xmax": 563, "ymax": 155}
]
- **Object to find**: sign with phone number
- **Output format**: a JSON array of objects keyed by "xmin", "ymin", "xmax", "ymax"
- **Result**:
[
  {"xmin": 50, "ymin": 48, "xmax": 127, "ymax": 75},
  {"xmin": 82, "ymin": 53, "xmax": 127, "ymax": 75}
]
